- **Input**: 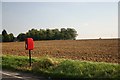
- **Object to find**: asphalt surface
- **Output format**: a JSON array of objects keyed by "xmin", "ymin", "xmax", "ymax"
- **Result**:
[
  {"xmin": 1, "ymin": 70, "xmax": 47, "ymax": 80},
  {"xmin": 2, "ymin": 74, "xmax": 23, "ymax": 80}
]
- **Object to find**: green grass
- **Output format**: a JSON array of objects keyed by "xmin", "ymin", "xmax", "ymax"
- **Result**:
[{"xmin": 1, "ymin": 55, "xmax": 120, "ymax": 79}]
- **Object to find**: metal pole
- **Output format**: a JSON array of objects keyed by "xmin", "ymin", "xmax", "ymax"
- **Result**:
[{"xmin": 29, "ymin": 50, "xmax": 31, "ymax": 66}]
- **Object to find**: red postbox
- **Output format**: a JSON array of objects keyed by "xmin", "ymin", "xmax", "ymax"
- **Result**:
[
  {"xmin": 25, "ymin": 38, "xmax": 34, "ymax": 66},
  {"xmin": 25, "ymin": 38, "xmax": 34, "ymax": 50}
]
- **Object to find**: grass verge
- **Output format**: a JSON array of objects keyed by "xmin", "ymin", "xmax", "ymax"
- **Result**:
[{"xmin": 1, "ymin": 55, "xmax": 120, "ymax": 79}]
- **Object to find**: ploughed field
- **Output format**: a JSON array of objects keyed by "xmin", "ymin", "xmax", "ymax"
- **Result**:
[{"xmin": 2, "ymin": 39, "xmax": 120, "ymax": 63}]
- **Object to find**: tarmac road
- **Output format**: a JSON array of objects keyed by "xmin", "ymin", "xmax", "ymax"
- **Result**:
[
  {"xmin": 2, "ymin": 74, "xmax": 23, "ymax": 80},
  {"xmin": 1, "ymin": 70, "xmax": 47, "ymax": 80}
]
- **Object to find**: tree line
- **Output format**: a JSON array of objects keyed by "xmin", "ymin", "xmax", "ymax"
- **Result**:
[
  {"xmin": 1, "ymin": 29, "xmax": 14, "ymax": 42},
  {"xmin": 1, "ymin": 28, "xmax": 78, "ymax": 42}
]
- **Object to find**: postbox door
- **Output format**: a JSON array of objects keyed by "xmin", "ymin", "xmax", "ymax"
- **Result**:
[
  {"xmin": 25, "ymin": 38, "xmax": 34, "ymax": 50},
  {"xmin": 28, "ymin": 38, "xmax": 34, "ymax": 50}
]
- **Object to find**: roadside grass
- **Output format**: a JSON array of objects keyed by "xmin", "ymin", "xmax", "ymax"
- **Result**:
[{"xmin": 1, "ymin": 55, "xmax": 120, "ymax": 79}]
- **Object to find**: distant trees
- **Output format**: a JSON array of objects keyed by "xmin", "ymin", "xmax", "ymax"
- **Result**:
[
  {"xmin": 1, "ymin": 28, "xmax": 78, "ymax": 42},
  {"xmin": 0, "ymin": 34, "xmax": 2, "ymax": 42},
  {"xmin": 17, "ymin": 28, "xmax": 77, "ymax": 41},
  {"xmin": 17, "ymin": 33, "xmax": 26, "ymax": 41},
  {"xmin": 2, "ymin": 29, "xmax": 15, "ymax": 42}
]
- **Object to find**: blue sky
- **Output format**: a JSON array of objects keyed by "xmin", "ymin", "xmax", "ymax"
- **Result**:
[{"xmin": 2, "ymin": 2, "xmax": 118, "ymax": 39}]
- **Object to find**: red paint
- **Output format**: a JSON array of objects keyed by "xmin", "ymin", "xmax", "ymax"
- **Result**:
[{"xmin": 25, "ymin": 38, "xmax": 34, "ymax": 50}]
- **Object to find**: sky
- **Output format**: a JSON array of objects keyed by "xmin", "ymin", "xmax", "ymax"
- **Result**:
[{"xmin": 1, "ymin": 1, "xmax": 118, "ymax": 39}]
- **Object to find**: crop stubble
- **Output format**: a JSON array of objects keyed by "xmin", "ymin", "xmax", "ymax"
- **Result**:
[{"xmin": 2, "ymin": 39, "xmax": 120, "ymax": 63}]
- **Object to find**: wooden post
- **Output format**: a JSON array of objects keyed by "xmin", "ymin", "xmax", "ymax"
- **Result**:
[{"xmin": 29, "ymin": 50, "xmax": 31, "ymax": 66}]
